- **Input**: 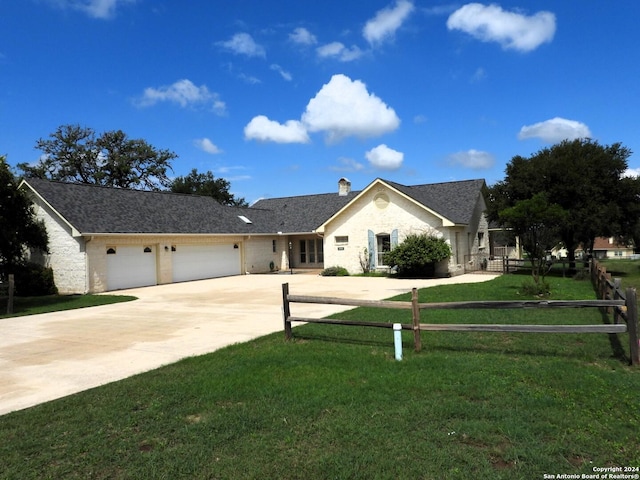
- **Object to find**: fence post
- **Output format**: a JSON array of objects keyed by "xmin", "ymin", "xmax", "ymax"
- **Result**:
[
  {"xmin": 282, "ymin": 283, "xmax": 292, "ymax": 340},
  {"xmin": 613, "ymin": 278, "xmax": 621, "ymax": 323},
  {"xmin": 412, "ymin": 288, "xmax": 421, "ymax": 352},
  {"xmin": 626, "ymin": 287, "xmax": 639, "ymax": 366},
  {"xmin": 7, "ymin": 274, "xmax": 14, "ymax": 315}
]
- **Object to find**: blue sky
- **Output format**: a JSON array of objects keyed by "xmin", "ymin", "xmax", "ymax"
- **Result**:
[{"xmin": 2, "ymin": 1, "xmax": 639, "ymax": 204}]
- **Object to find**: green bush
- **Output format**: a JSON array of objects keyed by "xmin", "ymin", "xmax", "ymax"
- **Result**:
[
  {"xmin": 321, "ymin": 266, "xmax": 349, "ymax": 277},
  {"xmin": 383, "ymin": 234, "xmax": 451, "ymax": 278},
  {"xmin": 13, "ymin": 262, "xmax": 58, "ymax": 296}
]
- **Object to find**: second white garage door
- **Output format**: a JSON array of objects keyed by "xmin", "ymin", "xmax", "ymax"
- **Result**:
[{"xmin": 172, "ymin": 244, "xmax": 241, "ymax": 283}]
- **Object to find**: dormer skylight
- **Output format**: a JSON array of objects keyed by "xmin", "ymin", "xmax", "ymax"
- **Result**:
[{"xmin": 238, "ymin": 215, "xmax": 252, "ymax": 224}]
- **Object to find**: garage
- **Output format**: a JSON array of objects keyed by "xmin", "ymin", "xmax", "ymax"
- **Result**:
[
  {"xmin": 106, "ymin": 245, "xmax": 158, "ymax": 290},
  {"xmin": 172, "ymin": 244, "xmax": 241, "ymax": 283}
]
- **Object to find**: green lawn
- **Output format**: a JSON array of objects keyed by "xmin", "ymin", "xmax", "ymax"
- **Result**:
[
  {"xmin": 599, "ymin": 258, "xmax": 640, "ymax": 292},
  {"xmin": 0, "ymin": 274, "xmax": 638, "ymax": 479},
  {"xmin": 0, "ymin": 293, "xmax": 136, "ymax": 318}
]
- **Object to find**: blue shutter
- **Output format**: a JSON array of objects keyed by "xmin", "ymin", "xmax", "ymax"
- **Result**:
[
  {"xmin": 368, "ymin": 230, "xmax": 376, "ymax": 268},
  {"xmin": 391, "ymin": 229, "xmax": 399, "ymax": 249}
]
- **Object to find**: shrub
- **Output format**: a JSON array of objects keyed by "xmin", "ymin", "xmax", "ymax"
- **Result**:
[
  {"xmin": 383, "ymin": 234, "xmax": 451, "ymax": 278},
  {"xmin": 321, "ymin": 266, "xmax": 349, "ymax": 277},
  {"xmin": 520, "ymin": 278, "xmax": 550, "ymax": 296},
  {"xmin": 13, "ymin": 262, "xmax": 58, "ymax": 296}
]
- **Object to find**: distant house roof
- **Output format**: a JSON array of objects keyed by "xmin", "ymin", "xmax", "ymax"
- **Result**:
[
  {"xmin": 21, "ymin": 177, "xmax": 487, "ymax": 236},
  {"xmin": 592, "ymin": 237, "xmax": 634, "ymax": 251}
]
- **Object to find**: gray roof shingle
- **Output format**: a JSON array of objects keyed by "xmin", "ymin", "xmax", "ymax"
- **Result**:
[{"xmin": 23, "ymin": 177, "xmax": 486, "ymax": 236}]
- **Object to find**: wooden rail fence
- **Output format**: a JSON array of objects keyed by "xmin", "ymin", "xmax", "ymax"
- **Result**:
[{"xmin": 282, "ymin": 281, "xmax": 640, "ymax": 365}]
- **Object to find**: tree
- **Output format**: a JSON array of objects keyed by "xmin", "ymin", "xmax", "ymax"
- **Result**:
[
  {"xmin": 170, "ymin": 168, "xmax": 248, "ymax": 207},
  {"xmin": 486, "ymin": 139, "xmax": 633, "ymax": 266},
  {"xmin": 499, "ymin": 193, "xmax": 567, "ymax": 284},
  {"xmin": 18, "ymin": 124, "xmax": 176, "ymax": 190},
  {"xmin": 383, "ymin": 234, "xmax": 451, "ymax": 278},
  {"xmin": 0, "ymin": 156, "xmax": 49, "ymax": 280}
]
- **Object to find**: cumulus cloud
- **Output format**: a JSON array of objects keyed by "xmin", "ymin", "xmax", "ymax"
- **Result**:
[
  {"xmin": 301, "ymin": 74, "xmax": 400, "ymax": 142},
  {"xmin": 316, "ymin": 42, "xmax": 364, "ymax": 62},
  {"xmin": 623, "ymin": 168, "xmax": 640, "ymax": 178},
  {"xmin": 363, "ymin": 0, "xmax": 415, "ymax": 45},
  {"xmin": 289, "ymin": 27, "xmax": 317, "ymax": 45},
  {"xmin": 136, "ymin": 79, "xmax": 226, "ymax": 114},
  {"xmin": 244, "ymin": 115, "xmax": 310, "ymax": 144},
  {"xmin": 518, "ymin": 117, "xmax": 592, "ymax": 143},
  {"xmin": 48, "ymin": 0, "xmax": 135, "ymax": 19},
  {"xmin": 217, "ymin": 33, "xmax": 266, "ymax": 58},
  {"xmin": 447, "ymin": 3, "xmax": 556, "ymax": 52},
  {"xmin": 365, "ymin": 144, "xmax": 404, "ymax": 170},
  {"xmin": 270, "ymin": 64, "xmax": 292, "ymax": 81},
  {"xmin": 194, "ymin": 138, "xmax": 222, "ymax": 154},
  {"xmin": 447, "ymin": 149, "xmax": 495, "ymax": 169}
]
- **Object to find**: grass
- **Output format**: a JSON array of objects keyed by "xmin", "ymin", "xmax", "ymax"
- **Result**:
[
  {"xmin": 599, "ymin": 258, "xmax": 640, "ymax": 292},
  {"xmin": 0, "ymin": 294, "xmax": 137, "ymax": 318},
  {"xmin": 0, "ymin": 274, "xmax": 638, "ymax": 479}
]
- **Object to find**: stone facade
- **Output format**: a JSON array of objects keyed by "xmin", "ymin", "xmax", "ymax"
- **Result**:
[{"xmin": 32, "ymin": 202, "xmax": 88, "ymax": 294}]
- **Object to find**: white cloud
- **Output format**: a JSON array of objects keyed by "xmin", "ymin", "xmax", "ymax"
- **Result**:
[
  {"xmin": 289, "ymin": 27, "xmax": 317, "ymax": 45},
  {"xmin": 447, "ymin": 3, "xmax": 556, "ymax": 52},
  {"xmin": 623, "ymin": 168, "xmax": 640, "ymax": 178},
  {"xmin": 365, "ymin": 144, "xmax": 404, "ymax": 170},
  {"xmin": 330, "ymin": 157, "xmax": 366, "ymax": 172},
  {"xmin": 470, "ymin": 67, "xmax": 487, "ymax": 82},
  {"xmin": 136, "ymin": 79, "xmax": 226, "ymax": 114},
  {"xmin": 244, "ymin": 115, "xmax": 310, "ymax": 144},
  {"xmin": 363, "ymin": 0, "xmax": 415, "ymax": 45},
  {"xmin": 270, "ymin": 64, "xmax": 292, "ymax": 81},
  {"xmin": 217, "ymin": 33, "xmax": 266, "ymax": 58},
  {"xmin": 316, "ymin": 42, "xmax": 364, "ymax": 62},
  {"xmin": 518, "ymin": 117, "xmax": 592, "ymax": 143},
  {"xmin": 194, "ymin": 138, "xmax": 222, "ymax": 154},
  {"xmin": 447, "ymin": 149, "xmax": 495, "ymax": 169},
  {"xmin": 302, "ymin": 74, "xmax": 400, "ymax": 142},
  {"xmin": 48, "ymin": 0, "xmax": 135, "ymax": 19}
]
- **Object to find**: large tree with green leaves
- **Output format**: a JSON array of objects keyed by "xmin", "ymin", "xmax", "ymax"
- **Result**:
[
  {"xmin": 486, "ymin": 139, "xmax": 634, "ymax": 265},
  {"xmin": 18, "ymin": 125, "xmax": 176, "ymax": 190},
  {"xmin": 170, "ymin": 168, "xmax": 248, "ymax": 207},
  {"xmin": 499, "ymin": 193, "xmax": 567, "ymax": 284},
  {"xmin": 0, "ymin": 156, "xmax": 49, "ymax": 279}
]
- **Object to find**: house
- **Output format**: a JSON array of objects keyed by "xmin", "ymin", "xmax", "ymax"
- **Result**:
[
  {"xmin": 590, "ymin": 237, "xmax": 635, "ymax": 259},
  {"xmin": 20, "ymin": 177, "xmax": 489, "ymax": 294}
]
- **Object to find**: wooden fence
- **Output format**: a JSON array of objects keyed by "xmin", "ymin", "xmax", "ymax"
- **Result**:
[{"xmin": 282, "ymin": 280, "xmax": 640, "ymax": 366}]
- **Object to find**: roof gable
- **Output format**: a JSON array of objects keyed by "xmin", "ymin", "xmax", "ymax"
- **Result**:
[{"xmin": 316, "ymin": 178, "xmax": 486, "ymax": 231}]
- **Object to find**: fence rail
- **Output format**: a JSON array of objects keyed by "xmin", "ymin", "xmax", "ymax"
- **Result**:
[{"xmin": 282, "ymin": 279, "xmax": 640, "ymax": 365}]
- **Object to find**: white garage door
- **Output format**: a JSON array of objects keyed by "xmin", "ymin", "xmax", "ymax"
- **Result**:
[
  {"xmin": 106, "ymin": 245, "xmax": 157, "ymax": 291},
  {"xmin": 172, "ymin": 244, "xmax": 241, "ymax": 283}
]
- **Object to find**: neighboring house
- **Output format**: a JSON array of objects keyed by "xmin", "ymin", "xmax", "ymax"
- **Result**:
[
  {"xmin": 590, "ymin": 237, "xmax": 635, "ymax": 259},
  {"xmin": 20, "ymin": 177, "xmax": 489, "ymax": 294}
]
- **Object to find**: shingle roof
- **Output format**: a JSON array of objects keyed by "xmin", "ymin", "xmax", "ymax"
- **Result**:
[
  {"xmin": 250, "ymin": 191, "xmax": 360, "ymax": 232},
  {"xmin": 23, "ymin": 177, "xmax": 486, "ymax": 236},
  {"xmin": 23, "ymin": 178, "xmax": 278, "ymax": 235},
  {"xmin": 382, "ymin": 178, "xmax": 486, "ymax": 224}
]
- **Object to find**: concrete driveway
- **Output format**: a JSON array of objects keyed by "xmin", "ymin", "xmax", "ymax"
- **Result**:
[{"xmin": 0, "ymin": 272, "xmax": 498, "ymax": 415}]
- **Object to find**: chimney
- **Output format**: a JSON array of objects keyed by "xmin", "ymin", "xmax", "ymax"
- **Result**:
[{"xmin": 338, "ymin": 177, "xmax": 351, "ymax": 196}]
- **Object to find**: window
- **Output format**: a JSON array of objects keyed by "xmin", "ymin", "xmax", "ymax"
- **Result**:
[
  {"xmin": 143, "ymin": 246, "xmax": 152, "ymax": 253},
  {"xmin": 106, "ymin": 247, "xmax": 116, "ymax": 255},
  {"xmin": 377, "ymin": 234, "xmax": 391, "ymax": 266},
  {"xmin": 335, "ymin": 236, "xmax": 349, "ymax": 244},
  {"xmin": 478, "ymin": 232, "xmax": 485, "ymax": 249},
  {"xmin": 272, "ymin": 239, "xmax": 277, "ymax": 253},
  {"xmin": 300, "ymin": 240, "xmax": 307, "ymax": 263},
  {"xmin": 300, "ymin": 239, "xmax": 323, "ymax": 264},
  {"xmin": 238, "ymin": 215, "xmax": 252, "ymax": 224}
]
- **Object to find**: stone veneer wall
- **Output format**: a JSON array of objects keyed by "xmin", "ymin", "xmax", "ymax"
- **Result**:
[{"xmin": 32, "ymin": 201, "xmax": 88, "ymax": 294}]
